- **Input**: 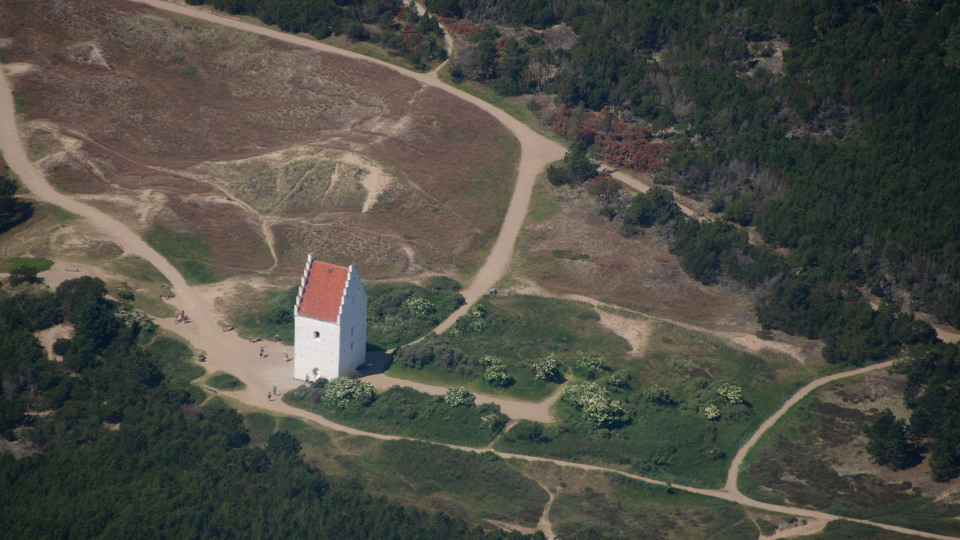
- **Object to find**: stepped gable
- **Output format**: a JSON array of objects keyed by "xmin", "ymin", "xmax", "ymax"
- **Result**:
[{"xmin": 296, "ymin": 260, "xmax": 349, "ymax": 323}]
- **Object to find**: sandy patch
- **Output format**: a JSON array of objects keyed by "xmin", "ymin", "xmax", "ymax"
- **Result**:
[
  {"xmin": 725, "ymin": 333, "xmax": 807, "ymax": 363},
  {"xmin": 2, "ymin": 63, "xmax": 35, "ymax": 76},
  {"xmin": 760, "ymin": 518, "xmax": 827, "ymax": 539},
  {"xmin": 34, "ymin": 323, "xmax": 74, "ymax": 360},
  {"xmin": 597, "ymin": 311, "xmax": 652, "ymax": 355}
]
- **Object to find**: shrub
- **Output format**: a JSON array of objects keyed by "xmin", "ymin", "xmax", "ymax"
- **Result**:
[
  {"xmin": 717, "ymin": 383, "xmax": 743, "ymax": 404},
  {"xmin": 114, "ymin": 304, "xmax": 153, "ymax": 329},
  {"xmin": 532, "ymin": 354, "xmax": 561, "ymax": 381},
  {"xmin": 644, "ymin": 384, "xmax": 671, "ymax": 404},
  {"xmin": 323, "ymin": 377, "xmax": 375, "ymax": 408},
  {"xmin": 343, "ymin": 369, "xmax": 361, "ymax": 380},
  {"xmin": 445, "ymin": 386, "xmax": 475, "ymax": 407},
  {"xmin": 485, "ymin": 363, "xmax": 511, "ymax": 386},
  {"xmin": 402, "ymin": 297, "xmax": 434, "ymax": 316},
  {"xmin": 573, "ymin": 356, "xmax": 606, "ymax": 379},
  {"xmin": 560, "ymin": 382, "xmax": 629, "ymax": 427},
  {"xmin": 8, "ymin": 265, "xmax": 41, "ymax": 287},
  {"xmin": 703, "ymin": 405, "xmax": 721, "ymax": 420},
  {"xmin": 605, "ymin": 371, "xmax": 631, "ymax": 389}
]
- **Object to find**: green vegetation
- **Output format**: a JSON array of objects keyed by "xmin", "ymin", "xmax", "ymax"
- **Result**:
[
  {"xmin": 108, "ymin": 254, "xmax": 170, "ymax": 285},
  {"xmin": 495, "ymin": 322, "xmax": 833, "ymax": 488},
  {"xmin": 187, "ymin": 0, "xmax": 447, "ymax": 71},
  {"xmin": 546, "ymin": 141, "xmax": 597, "ymax": 187},
  {"xmin": 0, "ymin": 176, "xmax": 34, "ymax": 236},
  {"xmin": 237, "ymin": 413, "xmax": 549, "ymax": 528},
  {"xmin": 367, "ymin": 278, "xmax": 466, "ymax": 350},
  {"xmin": 549, "ymin": 473, "xmax": 766, "ymax": 539},
  {"xmin": 0, "ymin": 256, "xmax": 53, "ymax": 273},
  {"xmin": 145, "ymin": 333, "xmax": 206, "ymax": 402},
  {"xmin": 739, "ymin": 377, "xmax": 960, "ymax": 537},
  {"xmin": 217, "ymin": 283, "xmax": 297, "ymax": 344},
  {"xmin": 144, "ymin": 226, "xmax": 221, "ymax": 285},
  {"xmin": 284, "ymin": 381, "xmax": 506, "ymax": 447},
  {"xmin": 206, "ymin": 371, "xmax": 247, "ymax": 391},
  {"xmin": 387, "ymin": 295, "xmax": 629, "ymax": 402},
  {"xmin": 793, "ymin": 520, "xmax": 923, "ymax": 539},
  {"xmin": 0, "ymin": 273, "xmax": 542, "ymax": 539}
]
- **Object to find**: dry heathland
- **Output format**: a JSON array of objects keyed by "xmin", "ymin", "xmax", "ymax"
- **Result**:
[{"xmin": 1, "ymin": 0, "xmax": 518, "ymax": 280}]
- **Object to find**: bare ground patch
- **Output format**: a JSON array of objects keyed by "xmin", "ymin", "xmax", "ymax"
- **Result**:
[{"xmin": 1, "ymin": 0, "xmax": 519, "ymax": 281}]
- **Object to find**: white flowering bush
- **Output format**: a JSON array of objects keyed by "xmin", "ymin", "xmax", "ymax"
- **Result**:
[
  {"xmin": 114, "ymin": 304, "xmax": 154, "ymax": 329},
  {"xmin": 560, "ymin": 382, "xmax": 629, "ymax": 427},
  {"xmin": 402, "ymin": 297, "xmax": 434, "ymax": 316},
  {"xmin": 481, "ymin": 413, "xmax": 506, "ymax": 430},
  {"xmin": 605, "ymin": 371, "xmax": 630, "ymax": 389},
  {"xmin": 533, "ymin": 354, "xmax": 561, "ymax": 381},
  {"xmin": 445, "ymin": 386, "xmax": 475, "ymax": 407},
  {"xmin": 453, "ymin": 304, "xmax": 488, "ymax": 335},
  {"xmin": 703, "ymin": 405, "xmax": 721, "ymax": 420},
  {"xmin": 718, "ymin": 383, "xmax": 743, "ymax": 404},
  {"xmin": 644, "ymin": 384, "xmax": 671, "ymax": 404},
  {"xmin": 322, "ymin": 377, "xmax": 375, "ymax": 408},
  {"xmin": 573, "ymin": 356, "xmax": 606, "ymax": 379},
  {"xmin": 485, "ymin": 364, "xmax": 511, "ymax": 386}
]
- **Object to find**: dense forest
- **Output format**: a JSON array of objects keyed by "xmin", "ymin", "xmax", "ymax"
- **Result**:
[{"xmin": 0, "ymin": 273, "xmax": 540, "ymax": 539}]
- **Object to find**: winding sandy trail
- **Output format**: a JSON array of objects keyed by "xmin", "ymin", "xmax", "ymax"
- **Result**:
[
  {"xmin": 723, "ymin": 360, "xmax": 895, "ymax": 494},
  {"xmin": 3, "ymin": 5, "xmax": 959, "ymax": 537}
]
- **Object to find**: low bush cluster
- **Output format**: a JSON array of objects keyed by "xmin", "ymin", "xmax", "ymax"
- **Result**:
[
  {"xmin": 445, "ymin": 386, "xmax": 475, "ymax": 407},
  {"xmin": 367, "ymin": 282, "xmax": 465, "ymax": 349},
  {"xmin": 560, "ymin": 382, "xmax": 629, "ymax": 428}
]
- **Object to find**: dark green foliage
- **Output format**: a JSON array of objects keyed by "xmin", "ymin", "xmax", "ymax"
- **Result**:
[
  {"xmin": 366, "ymin": 282, "xmax": 465, "ymax": 349},
  {"xmin": 864, "ymin": 409, "xmax": 919, "ymax": 471},
  {"xmin": 55, "ymin": 276, "xmax": 107, "ymax": 323},
  {"xmin": 548, "ymin": 142, "xmax": 597, "ymax": 187},
  {"xmin": 284, "ymin": 384, "xmax": 505, "ymax": 446},
  {"xmin": 757, "ymin": 275, "xmax": 937, "ymax": 366},
  {"xmin": 620, "ymin": 187, "xmax": 684, "ymax": 236},
  {"xmin": 0, "ymin": 176, "xmax": 33, "ymax": 234},
  {"xmin": 0, "ymin": 290, "xmax": 62, "ymax": 331},
  {"xmin": 0, "ymin": 274, "xmax": 541, "ymax": 540},
  {"xmin": 670, "ymin": 219, "xmax": 786, "ymax": 287},
  {"xmin": 799, "ymin": 520, "xmax": 922, "ymax": 540},
  {"xmin": 394, "ymin": 340, "xmax": 471, "ymax": 370},
  {"xmin": 895, "ymin": 343, "xmax": 960, "ymax": 482},
  {"xmin": 7, "ymin": 265, "xmax": 41, "ymax": 287}
]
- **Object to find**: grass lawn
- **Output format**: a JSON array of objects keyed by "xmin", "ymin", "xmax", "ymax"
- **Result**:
[
  {"xmin": 385, "ymin": 295, "xmax": 630, "ymax": 402},
  {"xmin": 0, "ymin": 257, "xmax": 54, "ymax": 272},
  {"xmin": 738, "ymin": 375, "xmax": 960, "ymax": 537},
  {"xmin": 494, "ymin": 320, "xmax": 839, "ymax": 488},
  {"xmin": 144, "ymin": 226, "xmax": 224, "ymax": 285},
  {"xmin": 206, "ymin": 371, "xmax": 246, "ymax": 391},
  {"xmin": 283, "ymin": 384, "xmax": 505, "ymax": 447}
]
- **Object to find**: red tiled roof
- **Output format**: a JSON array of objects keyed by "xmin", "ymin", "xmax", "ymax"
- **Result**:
[{"xmin": 297, "ymin": 261, "xmax": 349, "ymax": 323}]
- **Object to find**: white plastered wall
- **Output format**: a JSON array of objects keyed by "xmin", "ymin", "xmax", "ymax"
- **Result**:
[
  {"xmin": 292, "ymin": 261, "xmax": 367, "ymax": 381},
  {"xmin": 336, "ymin": 265, "xmax": 367, "ymax": 375}
]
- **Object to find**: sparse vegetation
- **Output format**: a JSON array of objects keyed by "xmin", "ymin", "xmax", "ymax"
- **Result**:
[{"xmin": 739, "ymin": 375, "xmax": 960, "ymax": 537}]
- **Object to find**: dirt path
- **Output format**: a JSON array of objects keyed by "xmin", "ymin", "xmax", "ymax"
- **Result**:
[
  {"xmin": 4, "ymin": 9, "xmax": 959, "ymax": 539},
  {"xmin": 723, "ymin": 360, "xmax": 895, "ymax": 494}
]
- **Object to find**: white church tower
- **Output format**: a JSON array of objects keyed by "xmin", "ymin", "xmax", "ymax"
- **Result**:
[{"xmin": 293, "ymin": 254, "xmax": 367, "ymax": 381}]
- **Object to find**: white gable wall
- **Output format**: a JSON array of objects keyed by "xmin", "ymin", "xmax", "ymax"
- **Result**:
[
  {"xmin": 337, "ymin": 265, "xmax": 367, "ymax": 375},
  {"xmin": 293, "ymin": 262, "xmax": 367, "ymax": 381}
]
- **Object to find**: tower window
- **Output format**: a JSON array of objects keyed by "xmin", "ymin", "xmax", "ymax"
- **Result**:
[
  {"xmin": 313, "ymin": 331, "xmax": 319, "ymax": 339},
  {"xmin": 351, "ymin": 327, "xmax": 354, "ymax": 336},
  {"xmin": 350, "ymin": 342, "xmax": 354, "ymax": 352}
]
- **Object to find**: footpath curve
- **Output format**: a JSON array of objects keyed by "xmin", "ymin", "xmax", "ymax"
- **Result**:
[{"xmin": 3, "ymin": 6, "xmax": 958, "ymax": 538}]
